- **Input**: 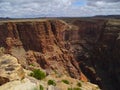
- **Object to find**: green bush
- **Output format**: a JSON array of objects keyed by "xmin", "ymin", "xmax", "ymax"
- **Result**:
[
  {"xmin": 62, "ymin": 80, "xmax": 70, "ymax": 84},
  {"xmin": 68, "ymin": 87, "xmax": 82, "ymax": 90},
  {"xmin": 73, "ymin": 87, "xmax": 82, "ymax": 90},
  {"xmin": 39, "ymin": 85, "xmax": 44, "ymax": 90},
  {"xmin": 68, "ymin": 88, "xmax": 72, "ymax": 90},
  {"xmin": 47, "ymin": 80, "xmax": 56, "ymax": 86},
  {"xmin": 77, "ymin": 82, "xmax": 82, "ymax": 87},
  {"xmin": 29, "ymin": 63, "xmax": 35, "ymax": 66},
  {"xmin": 30, "ymin": 69, "xmax": 46, "ymax": 80}
]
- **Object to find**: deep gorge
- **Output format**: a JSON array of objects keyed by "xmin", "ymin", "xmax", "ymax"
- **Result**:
[{"xmin": 0, "ymin": 18, "xmax": 120, "ymax": 90}]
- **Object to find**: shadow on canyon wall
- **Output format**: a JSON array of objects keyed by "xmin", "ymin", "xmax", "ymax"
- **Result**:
[{"xmin": 63, "ymin": 18, "xmax": 120, "ymax": 90}]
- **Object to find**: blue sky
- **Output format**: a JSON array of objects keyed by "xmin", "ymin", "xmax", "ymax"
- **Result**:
[
  {"xmin": 0, "ymin": 0, "xmax": 120, "ymax": 18},
  {"xmin": 73, "ymin": 0, "xmax": 86, "ymax": 6}
]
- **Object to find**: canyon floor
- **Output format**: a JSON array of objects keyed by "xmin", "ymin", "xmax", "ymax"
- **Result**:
[{"xmin": 0, "ymin": 17, "xmax": 120, "ymax": 90}]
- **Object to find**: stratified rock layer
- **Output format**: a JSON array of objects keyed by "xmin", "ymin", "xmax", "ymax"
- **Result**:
[
  {"xmin": 0, "ymin": 20, "xmax": 81, "ymax": 79},
  {"xmin": 63, "ymin": 19, "xmax": 120, "ymax": 90}
]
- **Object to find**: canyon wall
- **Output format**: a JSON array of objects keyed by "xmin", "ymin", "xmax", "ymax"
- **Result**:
[
  {"xmin": 0, "ymin": 18, "xmax": 120, "ymax": 90},
  {"xmin": 0, "ymin": 20, "xmax": 82, "ymax": 80},
  {"xmin": 63, "ymin": 19, "xmax": 120, "ymax": 90}
]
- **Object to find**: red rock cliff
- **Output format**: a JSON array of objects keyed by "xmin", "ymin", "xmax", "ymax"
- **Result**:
[{"xmin": 0, "ymin": 20, "xmax": 81, "ymax": 79}]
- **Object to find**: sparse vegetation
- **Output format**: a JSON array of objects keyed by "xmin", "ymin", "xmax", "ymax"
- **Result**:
[
  {"xmin": 30, "ymin": 69, "xmax": 46, "ymax": 80},
  {"xmin": 77, "ymin": 82, "xmax": 82, "ymax": 87},
  {"xmin": 96, "ymin": 86, "xmax": 99, "ymax": 89},
  {"xmin": 53, "ymin": 70, "xmax": 58, "ymax": 74},
  {"xmin": 29, "ymin": 63, "xmax": 35, "ymax": 66},
  {"xmin": 48, "ymin": 80, "xmax": 56, "ymax": 86},
  {"xmin": 57, "ymin": 73, "xmax": 62, "ymax": 78},
  {"xmin": 68, "ymin": 87, "xmax": 82, "ymax": 90},
  {"xmin": 39, "ymin": 85, "xmax": 44, "ymax": 90},
  {"xmin": 68, "ymin": 88, "xmax": 72, "ymax": 90},
  {"xmin": 73, "ymin": 87, "xmax": 82, "ymax": 90},
  {"xmin": 0, "ymin": 47, "xmax": 5, "ymax": 55},
  {"xmin": 62, "ymin": 79, "xmax": 70, "ymax": 84},
  {"xmin": 33, "ymin": 87, "xmax": 37, "ymax": 90}
]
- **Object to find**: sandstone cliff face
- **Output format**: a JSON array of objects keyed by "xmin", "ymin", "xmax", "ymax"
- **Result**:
[
  {"xmin": 0, "ymin": 20, "xmax": 81, "ymax": 79},
  {"xmin": 63, "ymin": 19, "xmax": 120, "ymax": 90}
]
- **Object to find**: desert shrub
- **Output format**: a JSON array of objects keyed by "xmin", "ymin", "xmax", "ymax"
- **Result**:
[
  {"xmin": 77, "ymin": 82, "xmax": 82, "ymax": 87},
  {"xmin": 0, "ymin": 47, "xmax": 5, "ymax": 55},
  {"xmin": 33, "ymin": 87, "xmax": 37, "ymax": 90},
  {"xmin": 73, "ymin": 87, "xmax": 82, "ymax": 90},
  {"xmin": 62, "ymin": 79, "xmax": 70, "ymax": 84},
  {"xmin": 53, "ymin": 70, "xmax": 58, "ymax": 74},
  {"xmin": 30, "ymin": 69, "xmax": 46, "ymax": 80},
  {"xmin": 29, "ymin": 63, "xmax": 35, "ymax": 66},
  {"xmin": 47, "ymin": 80, "xmax": 56, "ymax": 86},
  {"xmin": 68, "ymin": 88, "xmax": 72, "ymax": 90},
  {"xmin": 68, "ymin": 87, "xmax": 82, "ymax": 90},
  {"xmin": 39, "ymin": 85, "xmax": 44, "ymax": 90}
]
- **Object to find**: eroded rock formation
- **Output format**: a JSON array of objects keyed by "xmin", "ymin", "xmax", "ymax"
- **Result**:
[
  {"xmin": 1, "ymin": 18, "xmax": 119, "ymax": 90},
  {"xmin": 0, "ymin": 20, "xmax": 81, "ymax": 80},
  {"xmin": 63, "ymin": 19, "xmax": 120, "ymax": 90},
  {"xmin": 0, "ymin": 54, "xmax": 25, "ymax": 85}
]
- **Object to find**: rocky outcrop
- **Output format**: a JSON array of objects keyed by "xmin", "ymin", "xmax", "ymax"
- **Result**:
[
  {"xmin": 63, "ymin": 19, "xmax": 120, "ymax": 90},
  {"xmin": 0, "ymin": 20, "xmax": 81, "ymax": 79},
  {"xmin": 0, "ymin": 74, "xmax": 99, "ymax": 90},
  {"xmin": 0, "ymin": 54, "xmax": 25, "ymax": 85},
  {"xmin": 0, "ymin": 78, "xmax": 38, "ymax": 90}
]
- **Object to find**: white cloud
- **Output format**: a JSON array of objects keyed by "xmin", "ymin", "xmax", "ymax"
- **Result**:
[
  {"xmin": 0, "ymin": 0, "xmax": 75, "ymax": 17},
  {"xmin": 0, "ymin": 0, "xmax": 120, "ymax": 18}
]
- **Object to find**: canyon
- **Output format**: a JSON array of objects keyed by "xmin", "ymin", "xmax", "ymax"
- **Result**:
[
  {"xmin": 0, "ymin": 18, "xmax": 120, "ymax": 90},
  {"xmin": 62, "ymin": 18, "xmax": 120, "ymax": 90}
]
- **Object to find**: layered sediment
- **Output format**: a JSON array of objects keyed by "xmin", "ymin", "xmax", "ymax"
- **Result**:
[
  {"xmin": 63, "ymin": 19, "xmax": 120, "ymax": 90},
  {"xmin": 1, "ymin": 18, "xmax": 119, "ymax": 90},
  {"xmin": 0, "ymin": 19, "xmax": 81, "ymax": 79}
]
